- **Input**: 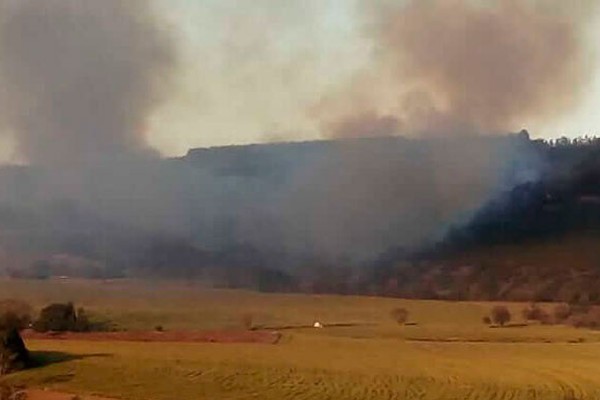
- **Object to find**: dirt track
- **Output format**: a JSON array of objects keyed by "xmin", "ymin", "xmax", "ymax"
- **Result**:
[
  {"xmin": 22, "ymin": 329, "xmax": 281, "ymax": 344},
  {"xmin": 26, "ymin": 389, "xmax": 115, "ymax": 400}
]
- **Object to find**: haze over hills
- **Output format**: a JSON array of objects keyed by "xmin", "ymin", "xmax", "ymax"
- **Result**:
[
  {"xmin": 395, "ymin": 135, "xmax": 600, "ymax": 303},
  {"xmin": 0, "ymin": 0, "xmax": 598, "ymax": 301},
  {"xmin": 0, "ymin": 131, "xmax": 599, "ymax": 303},
  {"xmin": 0, "ymin": 133, "xmax": 529, "ymax": 267}
]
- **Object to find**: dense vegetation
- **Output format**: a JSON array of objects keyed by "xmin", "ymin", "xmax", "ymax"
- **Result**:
[{"xmin": 361, "ymin": 135, "xmax": 600, "ymax": 303}]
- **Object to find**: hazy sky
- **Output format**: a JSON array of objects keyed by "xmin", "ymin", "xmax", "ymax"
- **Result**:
[
  {"xmin": 146, "ymin": 0, "xmax": 600, "ymax": 157},
  {"xmin": 1, "ymin": 0, "xmax": 600, "ymax": 162},
  {"xmin": 147, "ymin": 0, "xmax": 367, "ymax": 157}
]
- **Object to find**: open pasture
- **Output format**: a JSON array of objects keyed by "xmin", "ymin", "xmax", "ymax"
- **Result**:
[{"xmin": 2, "ymin": 279, "xmax": 600, "ymax": 399}]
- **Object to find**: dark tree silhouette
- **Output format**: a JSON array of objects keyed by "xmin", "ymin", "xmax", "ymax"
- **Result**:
[
  {"xmin": 390, "ymin": 307, "xmax": 409, "ymax": 325},
  {"xmin": 0, "ymin": 328, "xmax": 29, "ymax": 375},
  {"xmin": 491, "ymin": 306, "xmax": 511, "ymax": 327}
]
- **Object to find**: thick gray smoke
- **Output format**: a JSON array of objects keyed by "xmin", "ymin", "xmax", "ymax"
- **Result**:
[
  {"xmin": 287, "ymin": 0, "xmax": 591, "ymax": 264},
  {"xmin": 0, "ymin": 0, "xmax": 560, "ymax": 279},
  {"xmin": 298, "ymin": 137, "xmax": 535, "ymax": 260},
  {"xmin": 0, "ymin": 0, "xmax": 175, "ymax": 166},
  {"xmin": 0, "ymin": 0, "xmax": 184, "ymax": 274},
  {"xmin": 179, "ymin": 134, "xmax": 540, "ymax": 263},
  {"xmin": 321, "ymin": 0, "xmax": 595, "ymax": 138}
]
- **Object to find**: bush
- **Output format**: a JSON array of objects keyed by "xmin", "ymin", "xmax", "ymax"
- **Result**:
[
  {"xmin": 74, "ymin": 308, "xmax": 92, "ymax": 332},
  {"xmin": 482, "ymin": 316, "xmax": 491, "ymax": 325},
  {"xmin": 522, "ymin": 303, "xmax": 551, "ymax": 324},
  {"xmin": 538, "ymin": 312, "xmax": 553, "ymax": 325},
  {"xmin": 553, "ymin": 303, "xmax": 572, "ymax": 322},
  {"xmin": 568, "ymin": 315, "xmax": 586, "ymax": 328},
  {"xmin": 33, "ymin": 302, "xmax": 77, "ymax": 332},
  {"xmin": 0, "ymin": 300, "xmax": 32, "ymax": 331},
  {"xmin": 567, "ymin": 306, "xmax": 600, "ymax": 329},
  {"xmin": 522, "ymin": 303, "xmax": 542, "ymax": 321},
  {"xmin": 390, "ymin": 307, "xmax": 409, "ymax": 325},
  {"xmin": 538, "ymin": 313, "xmax": 553, "ymax": 325},
  {"xmin": 490, "ymin": 305, "xmax": 511, "ymax": 326},
  {"xmin": 33, "ymin": 302, "xmax": 94, "ymax": 333}
]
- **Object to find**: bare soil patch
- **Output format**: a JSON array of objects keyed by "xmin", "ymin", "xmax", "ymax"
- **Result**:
[
  {"xmin": 26, "ymin": 389, "xmax": 115, "ymax": 400},
  {"xmin": 21, "ymin": 329, "xmax": 281, "ymax": 345}
]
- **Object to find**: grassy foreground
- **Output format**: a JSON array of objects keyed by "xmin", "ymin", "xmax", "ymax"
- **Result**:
[{"xmin": 2, "ymin": 279, "xmax": 600, "ymax": 399}]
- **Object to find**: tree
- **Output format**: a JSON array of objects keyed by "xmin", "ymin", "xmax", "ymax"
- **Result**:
[
  {"xmin": 491, "ymin": 305, "xmax": 511, "ymax": 327},
  {"xmin": 568, "ymin": 306, "xmax": 600, "ymax": 329},
  {"xmin": 0, "ymin": 300, "xmax": 33, "ymax": 331},
  {"xmin": 522, "ymin": 303, "xmax": 541, "ymax": 321},
  {"xmin": 553, "ymin": 303, "xmax": 572, "ymax": 322},
  {"xmin": 33, "ymin": 303, "xmax": 95, "ymax": 333},
  {"xmin": 33, "ymin": 302, "xmax": 77, "ymax": 332},
  {"xmin": 522, "ymin": 303, "xmax": 551, "ymax": 324},
  {"xmin": 0, "ymin": 328, "xmax": 29, "ymax": 375},
  {"xmin": 390, "ymin": 307, "xmax": 409, "ymax": 325}
]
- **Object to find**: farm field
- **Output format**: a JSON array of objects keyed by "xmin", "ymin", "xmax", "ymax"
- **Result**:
[{"xmin": 2, "ymin": 279, "xmax": 600, "ymax": 399}]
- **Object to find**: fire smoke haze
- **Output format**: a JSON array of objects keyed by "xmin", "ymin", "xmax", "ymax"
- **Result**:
[
  {"xmin": 161, "ymin": 0, "xmax": 598, "ymax": 150},
  {"xmin": 0, "ymin": 0, "xmax": 175, "ymax": 166},
  {"xmin": 0, "ymin": 0, "xmax": 594, "ymax": 271},
  {"xmin": 0, "ymin": 0, "xmax": 597, "ymax": 158},
  {"xmin": 322, "ymin": 0, "xmax": 597, "ymax": 138}
]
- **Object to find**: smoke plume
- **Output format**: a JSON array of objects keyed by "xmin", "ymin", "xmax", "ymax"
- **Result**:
[
  {"xmin": 0, "ymin": 0, "xmax": 175, "ymax": 166},
  {"xmin": 0, "ymin": 0, "xmax": 578, "ymax": 281},
  {"xmin": 321, "ymin": 0, "xmax": 595, "ymax": 138}
]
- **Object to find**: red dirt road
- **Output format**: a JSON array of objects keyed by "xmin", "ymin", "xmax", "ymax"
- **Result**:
[
  {"xmin": 26, "ymin": 389, "xmax": 115, "ymax": 400},
  {"xmin": 21, "ymin": 329, "xmax": 281, "ymax": 344}
]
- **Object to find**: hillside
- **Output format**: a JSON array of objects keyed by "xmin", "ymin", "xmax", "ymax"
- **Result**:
[
  {"xmin": 1, "ymin": 134, "xmax": 600, "ymax": 301},
  {"xmin": 374, "ymin": 136, "xmax": 600, "ymax": 303}
]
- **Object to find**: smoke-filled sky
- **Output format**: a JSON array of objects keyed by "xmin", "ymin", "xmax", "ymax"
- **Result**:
[
  {"xmin": 0, "ymin": 0, "xmax": 599, "ymax": 163},
  {"xmin": 152, "ymin": 0, "xmax": 600, "ymax": 155},
  {"xmin": 0, "ymin": 0, "xmax": 579, "ymax": 268}
]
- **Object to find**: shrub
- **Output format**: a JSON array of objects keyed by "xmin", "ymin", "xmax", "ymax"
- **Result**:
[
  {"xmin": 74, "ymin": 308, "xmax": 92, "ymax": 332},
  {"xmin": 482, "ymin": 316, "xmax": 491, "ymax": 325},
  {"xmin": 155, "ymin": 325, "xmax": 164, "ymax": 332},
  {"xmin": 569, "ymin": 303, "xmax": 591, "ymax": 316},
  {"xmin": 584, "ymin": 306, "xmax": 600, "ymax": 324},
  {"xmin": 33, "ymin": 302, "xmax": 94, "ymax": 333},
  {"xmin": 33, "ymin": 302, "xmax": 77, "ymax": 332},
  {"xmin": 538, "ymin": 311, "xmax": 553, "ymax": 325},
  {"xmin": 390, "ymin": 307, "xmax": 409, "ymax": 325},
  {"xmin": 522, "ymin": 303, "xmax": 542, "ymax": 321},
  {"xmin": 0, "ymin": 300, "xmax": 32, "ymax": 331},
  {"xmin": 553, "ymin": 303, "xmax": 572, "ymax": 322},
  {"xmin": 568, "ymin": 306, "xmax": 600, "ymax": 329},
  {"xmin": 490, "ymin": 305, "xmax": 511, "ymax": 326},
  {"xmin": 522, "ymin": 303, "xmax": 551, "ymax": 324}
]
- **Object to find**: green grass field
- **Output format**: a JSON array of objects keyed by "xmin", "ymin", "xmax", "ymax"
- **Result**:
[{"xmin": 2, "ymin": 279, "xmax": 600, "ymax": 399}]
